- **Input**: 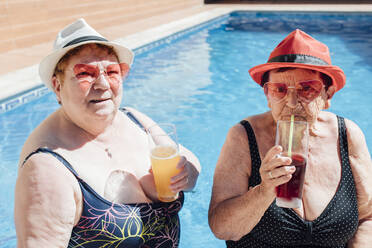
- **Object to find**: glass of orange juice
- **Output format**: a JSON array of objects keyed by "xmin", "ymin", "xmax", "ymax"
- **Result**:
[{"xmin": 147, "ymin": 123, "xmax": 180, "ymax": 202}]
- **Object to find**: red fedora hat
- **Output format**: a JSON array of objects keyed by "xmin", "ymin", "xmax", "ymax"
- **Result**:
[{"xmin": 249, "ymin": 29, "xmax": 346, "ymax": 92}]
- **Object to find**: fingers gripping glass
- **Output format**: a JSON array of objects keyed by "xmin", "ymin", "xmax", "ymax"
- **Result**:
[
  {"xmin": 263, "ymin": 80, "xmax": 324, "ymax": 103},
  {"xmin": 73, "ymin": 63, "xmax": 130, "ymax": 84}
]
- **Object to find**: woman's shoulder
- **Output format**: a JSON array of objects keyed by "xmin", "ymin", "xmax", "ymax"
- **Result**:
[
  {"xmin": 225, "ymin": 113, "xmax": 270, "ymax": 147},
  {"xmin": 343, "ymin": 116, "xmax": 363, "ymax": 135},
  {"xmin": 319, "ymin": 111, "xmax": 358, "ymax": 130},
  {"xmin": 20, "ymin": 110, "xmax": 61, "ymax": 166},
  {"xmin": 244, "ymin": 112, "xmax": 272, "ymax": 124},
  {"xmin": 342, "ymin": 116, "xmax": 368, "ymax": 155},
  {"xmin": 122, "ymin": 106, "xmax": 146, "ymax": 117},
  {"xmin": 239, "ymin": 111, "xmax": 273, "ymax": 133},
  {"xmin": 121, "ymin": 106, "xmax": 156, "ymax": 130}
]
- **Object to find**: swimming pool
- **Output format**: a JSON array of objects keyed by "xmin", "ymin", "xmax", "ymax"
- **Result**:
[{"xmin": 1, "ymin": 11, "xmax": 372, "ymax": 247}]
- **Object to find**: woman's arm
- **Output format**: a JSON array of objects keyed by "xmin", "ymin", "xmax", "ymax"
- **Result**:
[
  {"xmin": 14, "ymin": 153, "xmax": 79, "ymax": 247},
  {"xmin": 208, "ymin": 123, "xmax": 294, "ymax": 241},
  {"xmin": 345, "ymin": 119, "xmax": 372, "ymax": 248}
]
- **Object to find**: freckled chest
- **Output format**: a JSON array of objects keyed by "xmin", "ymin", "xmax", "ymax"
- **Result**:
[{"xmin": 299, "ymin": 134, "xmax": 341, "ymax": 220}]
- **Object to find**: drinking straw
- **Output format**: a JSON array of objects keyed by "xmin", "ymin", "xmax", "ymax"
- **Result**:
[{"xmin": 288, "ymin": 115, "xmax": 295, "ymax": 157}]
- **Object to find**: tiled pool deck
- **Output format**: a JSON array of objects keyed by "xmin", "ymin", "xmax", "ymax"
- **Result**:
[{"xmin": 1, "ymin": 3, "xmax": 372, "ymax": 112}]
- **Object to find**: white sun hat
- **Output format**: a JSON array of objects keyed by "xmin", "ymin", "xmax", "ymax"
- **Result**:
[{"xmin": 39, "ymin": 18, "xmax": 134, "ymax": 90}]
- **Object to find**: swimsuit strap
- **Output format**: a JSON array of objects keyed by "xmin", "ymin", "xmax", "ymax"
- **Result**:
[
  {"xmin": 337, "ymin": 116, "xmax": 349, "ymax": 168},
  {"xmin": 22, "ymin": 147, "xmax": 82, "ymax": 180},
  {"xmin": 240, "ymin": 120, "xmax": 262, "ymax": 186},
  {"xmin": 337, "ymin": 115, "xmax": 358, "ymax": 207},
  {"xmin": 120, "ymin": 107, "xmax": 146, "ymax": 131}
]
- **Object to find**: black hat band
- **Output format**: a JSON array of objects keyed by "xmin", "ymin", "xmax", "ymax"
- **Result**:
[
  {"xmin": 63, "ymin": 36, "xmax": 108, "ymax": 48},
  {"xmin": 268, "ymin": 54, "xmax": 329, "ymax": 66}
]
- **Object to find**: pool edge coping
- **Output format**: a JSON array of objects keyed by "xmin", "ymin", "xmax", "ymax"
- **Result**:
[{"xmin": 0, "ymin": 7, "xmax": 234, "ymax": 113}]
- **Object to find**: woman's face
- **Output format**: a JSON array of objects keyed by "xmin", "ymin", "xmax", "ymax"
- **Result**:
[
  {"xmin": 56, "ymin": 44, "xmax": 124, "ymax": 124},
  {"xmin": 266, "ymin": 68, "xmax": 328, "ymax": 124}
]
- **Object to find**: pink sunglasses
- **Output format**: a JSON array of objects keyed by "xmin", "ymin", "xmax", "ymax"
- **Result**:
[
  {"xmin": 263, "ymin": 80, "xmax": 324, "ymax": 103},
  {"xmin": 72, "ymin": 63, "xmax": 130, "ymax": 84}
]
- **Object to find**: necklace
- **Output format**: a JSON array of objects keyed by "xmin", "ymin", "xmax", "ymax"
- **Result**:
[
  {"xmin": 90, "ymin": 138, "xmax": 114, "ymax": 159},
  {"xmin": 94, "ymin": 140, "xmax": 114, "ymax": 158},
  {"xmin": 104, "ymin": 147, "xmax": 113, "ymax": 158},
  {"xmin": 82, "ymin": 131, "xmax": 115, "ymax": 159}
]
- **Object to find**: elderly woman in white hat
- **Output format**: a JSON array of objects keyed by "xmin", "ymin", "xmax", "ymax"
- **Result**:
[
  {"xmin": 209, "ymin": 29, "xmax": 372, "ymax": 247},
  {"xmin": 14, "ymin": 19, "xmax": 200, "ymax": 247}
]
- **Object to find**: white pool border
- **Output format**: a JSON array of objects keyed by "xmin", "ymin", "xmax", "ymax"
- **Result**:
[{"xmin": 1, "ymin": 4, "xmax": 372, "ymax": 113}]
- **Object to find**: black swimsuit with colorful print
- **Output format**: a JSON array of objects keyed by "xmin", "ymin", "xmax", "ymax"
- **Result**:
[
  {"xmin": 22, "ymin": 109, "xmax": 184, "ymax": 248},
  {"xmin": 226, "ymin": 116, "xmax": 358, "ymax": 248}
]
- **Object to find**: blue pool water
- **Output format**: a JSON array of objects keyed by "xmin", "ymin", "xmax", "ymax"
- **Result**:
[{"xmin": 1, "ymin": 11, "xmax": 372, "ymax": 247}]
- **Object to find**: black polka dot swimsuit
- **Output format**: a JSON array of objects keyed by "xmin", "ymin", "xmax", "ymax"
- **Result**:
[{"xmin": 226, "ymin": 116, "xmax": 359, "ymax": 248}]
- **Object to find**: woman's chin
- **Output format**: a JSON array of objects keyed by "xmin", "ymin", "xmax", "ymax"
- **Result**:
[
  {"xmin": 89, "ymin": 101, "xmax": 117, "ymax": 117},
  {"xmin": 95, "ymin": 108, "xmax": 115, "ymax": 117}
]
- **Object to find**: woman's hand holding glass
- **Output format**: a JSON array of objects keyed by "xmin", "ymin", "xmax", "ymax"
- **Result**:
[
  {"xmin": 170, "ymin": 156, "xmax": 194, "ymax": 193},
  {"xmin": 146, "ymin": 154, "xmax": 197, "ymax": 195},
  {"xmin": 259, "ymin": 146, "xmax": 294, "ymax": 196}
]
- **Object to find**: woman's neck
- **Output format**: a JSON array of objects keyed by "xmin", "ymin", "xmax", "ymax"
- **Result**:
[
  {"xmin": 308, "ymin": 111, "xmax": 330, "ymax": 137},
  {"xmin": 58, "ymin": 108, "xmax": 120, "ymax": 141}
]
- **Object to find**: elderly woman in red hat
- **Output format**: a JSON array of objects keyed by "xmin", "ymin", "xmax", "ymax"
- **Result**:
[
  {"xmin": 14, "ymin": 19, "xmax": 200, "ymax": 247},
  {"xmin": 209, "ymin": 29, "xmax": 372, "ymax": 247}
]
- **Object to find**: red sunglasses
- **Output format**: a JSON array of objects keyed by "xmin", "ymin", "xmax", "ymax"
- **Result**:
[
  {"xmin": 72, "ymin": 63, "xmax": 130, "ymax": 84},
  {"xmin": 263, "ymin": 80, "xmax": 324, "ymax": 103}
]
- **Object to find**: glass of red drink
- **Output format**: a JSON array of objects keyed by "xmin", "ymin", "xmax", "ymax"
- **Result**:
[{"xmin": 275, "ymin": 120, "xmax": 309, "ymax": 208}]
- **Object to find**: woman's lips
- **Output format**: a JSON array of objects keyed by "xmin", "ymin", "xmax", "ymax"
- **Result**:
[{"xmin": 90, "ymin": 98, "xmax": 109, "ymax": 103}]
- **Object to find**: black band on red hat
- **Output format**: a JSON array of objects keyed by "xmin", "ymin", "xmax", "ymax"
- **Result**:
[
  {"xmin": 63, "ymin": 36, "xmax": 108, "ymax": 48},
  {"xmin": 268, "ymin": 54, "xmax": 329, "ymax": 66}
]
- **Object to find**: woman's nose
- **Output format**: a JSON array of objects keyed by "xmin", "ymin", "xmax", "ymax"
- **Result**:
[
  {"xmin": 286, "ymin": 87, "xmax": 298, "ymax": 108},
  {"xmin": 93, "ymin": 73, "xmax": 110, "ymax": 90}
]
